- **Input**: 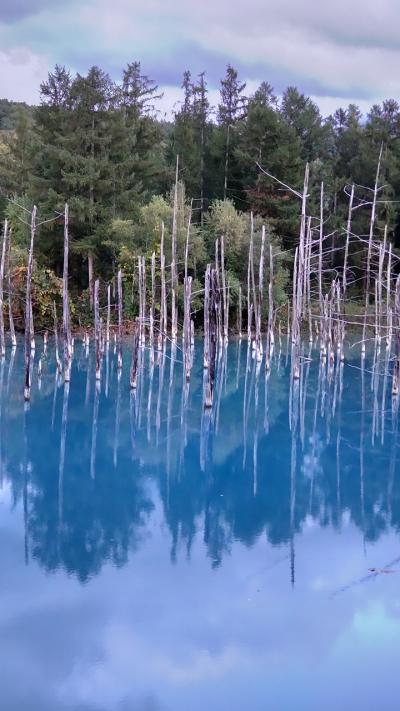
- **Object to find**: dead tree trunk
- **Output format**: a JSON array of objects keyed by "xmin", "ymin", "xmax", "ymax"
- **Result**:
[
  {"xmin": 183, "ymin": 276, "xmax": 192, "ymax": 381},
  {"xmin": 63, "ymin": 204, "xmax": 72, "ymax": 381},
  {"xmin": 171, "ymin": 156, "xmax": 179, "ymax": 341},
  {"xmin": 203, "ymin": 264, "xmax": 211, "ymax": 369},
  {"xmin": 266, "ymin": 245, "xmax": 274, "ymax": 371},
  {"xmin": 366, "ymin": 146, "xmax": 382, "ymax": 304},
  {"xmin": 138, "ymin": 256, "xmax": 146, "ymax": 346},
  {"xmin": 117, "ymin": 268, "xmax": 123, "ymax": 369},
  {"xmin": 249, "ymin": 215, "xmax": 261, "ymax": 360},
  {"xmin": 159, "ymin": 222, "xmax": 167, "ymax": 349},
  {"xmin": 24, "ymin": 206, "xmax": 37, "ymax": 401},
  {"xmin": 0, "ymin": 220, "xmax": 8, "ymax": 357},
  {"xmin": 6, "ymin": 226, "xmax": 16, "ymax": 348},
  {"xmin": 130, "ymin": 318, "xmax": 139, "ymax": 389},
  {"xmin": 106, "ymin": 283, "xmax": 111, "ymax": 344},
  {"xmin": 247, "ymin": 236, "xmax": 252, "ymax": 342},
  {"xmin": 220, "ymin": 235, "xmax": 228, "ymax": 343},
  {"xmin": 238, "ymin": 285, "xmax": 242, "ymax": 339},
  {"xmin": 184, "ymin": 201, "xmax": 192, "ymax": 283},
  {"xmin": 150, "ymin": 251, "xmax": 155, "ymax": 348},
  {"xmin": 343, "ymin": 184, "xmax": 354, "ymax": 298},
  {"xmin": 204, "ymin": 268, "xmax": 217, "ymax": 408},
  {"xmin": 88, "ymin": 253, "xmax": 94, "ymax": 310},
  {"xmin": 392, "ymin": 275, "xmax": 400, "ymax": 395},
  {"xmin": 386, "ymin": 242, "xmax": 392, "ymax": 347},
  {"xmin": 94, "ymin": 279, "xmax": 101, "ymax": 381},
  {"xmin": 318, "ymin": 182, "xmax": 324, "ymax": 310},
  {"xmin": 53, "ymin": 301, "xmax": 62, "ymax": 372}
]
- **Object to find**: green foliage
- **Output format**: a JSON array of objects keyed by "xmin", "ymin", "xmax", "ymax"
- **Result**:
[
  {"xmin": 2, "ymin": 60, "xmax": 400, "ymax": 325},
  {"xmin": 204, "ymin": 199, "xmax": 247, "ymax": 274},
  {"xmin": 0, "ymin": 99, "xmax": 34, "ymax": 131},
  {"xmin": 7, "ymin": 243, "xmax": 63, "ymax": 332}
]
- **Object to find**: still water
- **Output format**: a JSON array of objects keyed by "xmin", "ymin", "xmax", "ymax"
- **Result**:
[{"xmin": 0, "ymin": 339, "xmax": 399, "ymax": 711}]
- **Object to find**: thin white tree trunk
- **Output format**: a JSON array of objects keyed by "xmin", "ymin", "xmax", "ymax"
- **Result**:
[
  {"xmin": 0, "ymin": 220, "xmax": 8, "ymax": 357},
  {"xmin": 343, "ymin": 184, "xmax": 354, "ymax": 297},
  {"xmin": 6, "ymin": 227, "xmax": 16, "ymax": 348},
  {"xmin": 94, "ymin": 279, "xmax": 101, "ymax": 381},
  {"xmin": 117, "ymin": 268, "xmax": 123, "ymax": 369},
  {"xmin": 88, "ymin": 253, "xmax": 94, "ymax": 310},
  {"xmin": 106, "ymin": 283, "xmax": 111, "ymax": 344},
  {"xmin": 366, "ymin": 145, "xmax": 382, "ymax": 304},
  {"xmin": 171, "ymin": 156, "xmax": 179, "ymax": 341},
  {"xmin": 24, "ymin": 206, "xmax": 37, "ymax": 400},
  {"xmin": 63, "ymin": 204, "xmax": 71, "ymax": 381}
]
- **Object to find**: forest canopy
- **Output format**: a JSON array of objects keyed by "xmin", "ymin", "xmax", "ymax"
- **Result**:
[{"xmin": 0, "ymin": 61, "xmax": 398, "ymax": 327}]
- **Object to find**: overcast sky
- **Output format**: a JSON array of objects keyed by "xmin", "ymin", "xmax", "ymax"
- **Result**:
[{"xmin": 0, "ymin": 0, "xmax": 398, "ymax": 117}]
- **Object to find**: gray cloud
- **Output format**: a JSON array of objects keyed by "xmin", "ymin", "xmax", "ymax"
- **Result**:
[
  {"xmin": 0, "ymin": 0, "xmax": 64, "ymax": 23},
  {"xmin": 0, "ymin": 0, "xmax": 399, "ymax": 112}
]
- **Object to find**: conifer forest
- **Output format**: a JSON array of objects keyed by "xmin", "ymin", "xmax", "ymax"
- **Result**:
[{"xmin": 1, "ymin": 62, "xmax": 400, "ymax": 334}]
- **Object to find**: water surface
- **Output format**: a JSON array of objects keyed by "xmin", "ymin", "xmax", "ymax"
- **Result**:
[{"xmin": 1, "ymin": 339, "xmax": 399, "ymax": 711}]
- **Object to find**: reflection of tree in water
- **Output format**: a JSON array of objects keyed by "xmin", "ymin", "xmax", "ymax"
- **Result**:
[
  {"xmin": 154, "ymin": 345, "xmax": 400, "ymax": 569},
  {"xmin": 4, "ymin": 358, "xmax": 154, "ymax": 583},
  {"xmin": 27, "ymin": 457, "xmax": 153, "ymax": 583},
  {"xmin": 2, "ymin": 342, "xmax": 400, "ymax": 581}
]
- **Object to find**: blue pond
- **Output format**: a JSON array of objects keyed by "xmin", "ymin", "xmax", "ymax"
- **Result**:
[{"xmin": 0, "ymin": 339, "xmax": 400, "ymax": 711}]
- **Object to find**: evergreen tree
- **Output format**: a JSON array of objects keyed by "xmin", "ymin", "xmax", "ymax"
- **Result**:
[
  {"xmin": 0, "ymin": 104, "xmax": 35, "ymax": 195},
  {"xmin": 3, "ymin": 58, "xmax": 400, "ymax": 314},
  {"xmin": 170, "ymin": 71, "xmax": 201, "ymax": 199},
  {"xmin": 217, "ymin": 65, "xmax": 247, "ymax": 200},
  {"xmin": 62, "ymin": 66, "xmax": 116, "ymax": 289},
  {"xmin": 170, "ymin": 70, "xmax": 211, "ymax": 216},
  {"xmin": 236, "ymin": 82, "xmax": 303, "ymax": 248},
  {"xmin": 119, "ymin": 61, "xmax": 166, "ymax": 202},
  {"xmin": 30, "ymin": 65, "xmax": 72, "ymax": 211},
  {"xmin": 281, "ymin": 86, "xmax": 328, "ymax": 163},
  {"xmin": 192, "ymin": 72, "xmax": 210, "ymax": 218}
]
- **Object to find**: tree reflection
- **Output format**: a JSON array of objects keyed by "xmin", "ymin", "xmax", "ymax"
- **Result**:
[{"xmin": 1, "ymin": 341, "xmax": 400, "ymax": 583}]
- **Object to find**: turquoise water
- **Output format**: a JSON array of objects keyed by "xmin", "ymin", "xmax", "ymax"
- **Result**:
[{"xmin": 1, "ymin": 339, "xmax": 400, "ymax": 710}]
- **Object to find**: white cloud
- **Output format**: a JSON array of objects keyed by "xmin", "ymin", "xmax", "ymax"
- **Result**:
[
  {"xmin": 0, "ymin": 47, "xmax": 48, "ymax": 103},
  {"xmin": 310, "ymin": 96, "xmax": 376, "ymax": 119},
  {"xmin": 1, "ymin": 0, "xmax": 400, "ymax": 111},
  {"xmin": 69, "ymin": 0, "xmax": 400, "ymax": 98}
]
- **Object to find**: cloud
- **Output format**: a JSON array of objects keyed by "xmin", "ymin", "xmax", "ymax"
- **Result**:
[
  {"xmin": 310, "ymin": 96, "xmax": 375, "ymax": 119},
  {"xmin": 0, "ymin": 47, "xmax": 48, "ymax": 102},
  {"xmin": 72, "ymin": 0, "xmax": 400, "ymax": 98},
  {"xmin": 0, "ymin": 0, "xmax": 58, "ymax": 23},
  {"xmin": 1, "ymin": 0, "xmax": 400, "ymax": 114}
]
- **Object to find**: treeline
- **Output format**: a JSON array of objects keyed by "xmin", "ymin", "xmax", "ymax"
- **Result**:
[{"xmin": 0, "ymin": 61, "xmax": 400, "ymax": 324}]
